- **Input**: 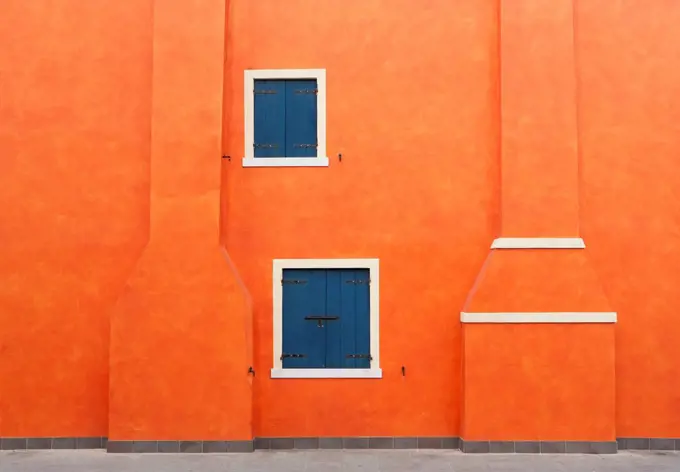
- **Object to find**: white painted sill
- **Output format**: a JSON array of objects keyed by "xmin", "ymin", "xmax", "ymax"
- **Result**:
[
  {"xmin": 491, "ymin": 237, "xmax": 585, "ymax": 249},
  {"xmin": 460, "ymin": 312, "xmax": 617, "ymax": 323},
  {"xmin": 270, "ymin": 368, "xmax": 383, "ymax": 379},
  {"xmin": 242, "ymin": 157, "xmax": 329, "ymax": 168}
]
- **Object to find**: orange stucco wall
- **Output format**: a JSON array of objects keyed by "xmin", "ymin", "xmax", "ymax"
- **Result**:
[
  {"xmin": 107, "ymin": 0, "xmax": 253, "ymax": 441},
  {"xmin": 1, "ymin": 0, "xmax": 680, "ymax": 442},
  {"xmin": 221, "ymin": 0, "xmax": 499, "ymax": 438},
  {"xmin": 577, "ymin": 0, "xmax": 680, "ymax": 438},
  {"xmin": 462, "ymin": 324, "xmax": 615, "ymax": 441},
  {"xmin": 0, "ymin": 0, "xmax": 153, "ymax": 437}
]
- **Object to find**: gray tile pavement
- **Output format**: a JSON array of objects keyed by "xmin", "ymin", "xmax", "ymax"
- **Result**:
[{"xmin": 0, "ymin": 450, "xmax": 679, "ymax": 472}]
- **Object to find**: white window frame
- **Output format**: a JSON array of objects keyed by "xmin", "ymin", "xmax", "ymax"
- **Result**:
[
  {"xmin": 271, "ymin": 258, "xmax": 381, "ymax": 379},
  {"xmin": 243, "ymin": 69, "xmax": 328, "ymax": 168}
]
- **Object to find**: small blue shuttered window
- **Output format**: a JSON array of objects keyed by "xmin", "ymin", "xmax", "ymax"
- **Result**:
[
  {"xmin": 281, "ymin": 268, "xmax": 371, "ymax": 369},
  {"xmin": 254, "ymin": 79, "xmax": 318, "ymax": 158}
]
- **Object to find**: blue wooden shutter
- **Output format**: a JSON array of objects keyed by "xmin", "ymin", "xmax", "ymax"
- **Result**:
[
  {"xmin": 285, "ymin": 79, "xmax": 317, "ymax": 158},
  {"xmin": 282, "ymin": 269, "xmax": 326, "ymax": 368},
  {"xmin": 326, "ymin": 269, "xmax": 371, "ymax": 369},
  {"xmin": 324, "ymin": 269, "xmax": 343, "ymax": 368},
  {"xmin": 254, "ymin": 80, "xmax": 285, "ymax": 157},
  {"xmin": 352, "ymin": 269, "xmax": 371, "ymax": 368}
]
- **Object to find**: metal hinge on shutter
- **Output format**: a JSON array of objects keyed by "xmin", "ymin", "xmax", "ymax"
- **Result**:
[
  {"xmin": 294, "ymin": 88, "xmax": 318, "ymax": 95},
  {"xmin": 345, "ymin": 279, "xmax": 371, "ymax": 285},
  {"xmin": 281, "ymin": 353, "xmax": 307, "ymax": 360},
  {"xmin": 293, "ymin": 143, "xmax": 318, "ymax": 149},
  {"xmin": 254, "ymin": 89, "xmax": 278, "ymax": 94},
  {"xmin": 254, "ymin": 143, "xmax": 279, "ymax": 149},
  {"xmin": 281, "ymin": 278, "xmax": 307, "ymax": 285},
  {"xmin": 346, "ymin": 354, "xmax": 372, "ymax": 361}
]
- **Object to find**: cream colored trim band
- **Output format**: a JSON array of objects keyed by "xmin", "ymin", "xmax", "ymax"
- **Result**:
[
  {"xmin": 491, "ymin": 238, "xmax": 586, "ymax": 249},
  {"xmin": 461, "ymin": 312, "xmax": 617, "ymax": 323},
  {"xmin": 270, "ymin": 368, "xmax": 383, "ymax": 379}
]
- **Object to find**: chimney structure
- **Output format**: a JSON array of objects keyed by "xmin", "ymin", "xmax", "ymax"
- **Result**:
[{"xmin": 460, "ymin": 0, "xmax": 617, "ymax": 450}]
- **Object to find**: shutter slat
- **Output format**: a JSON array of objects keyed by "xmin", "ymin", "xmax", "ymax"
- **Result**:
[
  {"xmin": 353, "ymin": 269, "xmax": 371, "ymax": 369},
  {"xmin": 326, "ymin": 269, "xmax": 371, "ymax": 369},
  {"xmin": 324, "ymin": 269, "xmax": 343, "ymax": 368},
  {"xmin": 254, "ymin": 80, "xmax": 285, "ymax": 157},
  {"xmin": 285, "ymin": 79, "xmax": 318, "ymax": 158},
  {"xmin": 282, "ymin": 269, "xmax": 327, "ymax": 368}
]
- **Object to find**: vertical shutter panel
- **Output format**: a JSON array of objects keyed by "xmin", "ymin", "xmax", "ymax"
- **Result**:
[
  {"xmin": 339, "ymin": 270, "xmax": 358, "ymax": 368},
  {"xmin": 324, "ymin": 269, "xmax": 343, "ymax": 368},
  {"xmin": 285, "ymin": 79, "xmax": 318, "ymax": 158},
  {"xmin": 282, "ymin": 269, "xmax": 326, "ymax": 368},
  {"xmin": 326, "ymin": 269, "xmax": 371, "ymax": 369},
  {"xmin": 353, "ymin": 269, "xmax": 371, "ymax": 369},
  {"xmin": 254, "ymin": 80, "xmax": 285, "ymax": 157}
]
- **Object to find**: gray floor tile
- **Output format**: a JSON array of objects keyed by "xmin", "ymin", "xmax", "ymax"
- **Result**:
[
  {"xmin": 394, "ymin": 437, "xmax": 417, "ymax": 449},
  {"xmin": 515, "ymin": 441, "xmax": 540, "ymax": 453},
  {"xmin": 76, "ymin": 437, "xmax": 102, "ymax": 449},
  {"xmin": 133, "ymin": 441, "xmax": 158, "ymax": 453},
  {"xmin": 489, "ymin": 441, "xmax": 514, "ymax": 453},
  {"xmin": 294, "ymin": 437, "xmax": 318, "ymax": 449},
  {"xmin": 229, "ymin": 441, "xmax": 255, "ymax": 453},
  {"xmin": 651, "ymin": 438, "xmax": 676, "ymax": 450},
  {"xmin": 417, "ymin": 437, "xmax": 443, "ymax": 449},
  {"xmin": 319, "ymin": 437, "xmax": 343, "ymax": 449},
  {"xmin": 157, "ymin": 441, "xmax": 179, "ymax": 453},
  {"xmin": 541, "ymin": 441, "xmax": 565, "ymax": 454},
  {"xmin": 1, "ymin": 438, "xmax": 27, "ymax": 450},
  {"xmin": 343, "ymin": 437, "xmax": 369, "ymax": 449},
  {"xmin": 270, "ymin": 438, "xmax": 295, "ymax": 450},
  {"xmin": 626, "ymin": 438, "xmax": 650, "ymax": 450},
  {"xmin": 369, "ymin": 437, "xmax": 394, "ymax": 449},
  {"xmin": 179, "ymin": 441, "xmax": 202, "ymax": 453},
  {"xmin": 27, "ymin": 438, "xmax": 52, "ymax": 450},
  {"xmin": 52, "ymin": 438, "xmax": 76, "ymax": 450}
]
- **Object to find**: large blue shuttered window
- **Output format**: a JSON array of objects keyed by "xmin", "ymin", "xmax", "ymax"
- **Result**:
[
  {"xmin": 254, "ymin": 79, "xmax": 318, "ymax": 158},
  {"xmin": 281, "ymin": 268, "xmax": 371, "ymax": 369}
]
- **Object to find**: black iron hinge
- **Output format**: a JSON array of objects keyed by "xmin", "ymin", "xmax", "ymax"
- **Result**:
[
  {"xmin": 282, "ymin": 279, "xmax": 307, "ymax": 285},
  {"xmin": 346, "ymin": 354, "xmax": 372, "ymax": 360},
  {"xmin": 293, "ymin": 143, "xmax": 318, "ymax": 149},
  {"xmin": 294, "ymin": 89, "xmax": 318, "ymax": 95},
  {"xmin": 254, "ymin": 143, "xmax": 279, "ymax": 149},
  {"xmin": 254, "ymin": 89, "xmax": 278, "ymax": 95},
  {"xmin": 345, "ymin": 279, "xmax": 371, "ymax": 285},
  {"xmin": 281, "ymin": 353, "xmax": 307, "ymax": 360}
]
